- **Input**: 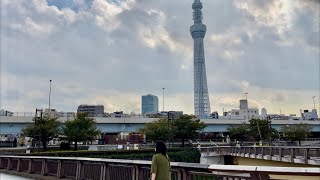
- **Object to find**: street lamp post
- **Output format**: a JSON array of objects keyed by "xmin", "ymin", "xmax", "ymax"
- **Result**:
[
  {"xmin": 245, "ymin": 92, "xmax": 248, "ymax": 121},
  {"xmin": 167, "ymin": 111, "xmax": 174, "ymax": 148},
  {"xmin": 162, "ymin": 88, "xmax": 165, "ymax": 112},
  {"xmin": 267, "ymin": 116, "xmax": 272, "ymax": 145},
  {"xmin": 49, "ymin": 80, "xmax": 52, "ymax": 116}
]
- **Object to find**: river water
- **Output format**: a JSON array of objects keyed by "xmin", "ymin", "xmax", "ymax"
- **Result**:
[{"xmin": 0, "ymin": 173, "xmax": 32, "ymax": 180}]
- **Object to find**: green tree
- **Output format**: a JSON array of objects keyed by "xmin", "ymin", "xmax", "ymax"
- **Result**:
[
  {"xmin": 63, "ymin": 113, "xmax": 101, "ymax": 151},
  {"xmin": 140, "ymin": 119, "xmax": 169, "ymax": 142},
  {"xmin": 172, "ymin": 115, "xmax": 207, "ymax": 147},
  {"xmin": 281, "ymin": 123, "xmax": 311, "ymax": 146},
  {"xmin": 227, "ymin": 119, "xmax": 279, "ymax": 142},
  {"xmin": 248, "ymin": 119, "xmax": 278, "ymax": 141},
  {"xmin": 21, "ymin": 116, "xmax": 60, "ymax": 151},
  {"xmin": 227, "ymin": 123, "xmax": 251, "ymax": 142}
]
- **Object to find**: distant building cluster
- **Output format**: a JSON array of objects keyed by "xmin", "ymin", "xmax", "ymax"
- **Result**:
[
  {"xmin": 2, "ymin": 94, "xmax": 318, "ymax": 121},
  {"xmin": 209, "ymin": 99, "xmax": 318, "ymax": 121}
]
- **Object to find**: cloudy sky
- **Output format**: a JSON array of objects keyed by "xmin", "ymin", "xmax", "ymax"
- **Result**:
[{"xmin": 1, "ymin": 0, "xmax": 319, "ymax": 116}]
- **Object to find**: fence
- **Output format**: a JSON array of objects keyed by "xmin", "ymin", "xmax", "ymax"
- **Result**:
[
  {"xmin": 200, "ymin": 146, "xmax": 320, "ymax": 165},
  {"xmin": 1, "ymin": 155, "xmax": 320, "ymax": 180}
]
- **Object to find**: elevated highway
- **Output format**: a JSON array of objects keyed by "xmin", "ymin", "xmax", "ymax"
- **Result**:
[{"xmin": 0, "ymin": 116, "xmax": 319, "ymax": 134}]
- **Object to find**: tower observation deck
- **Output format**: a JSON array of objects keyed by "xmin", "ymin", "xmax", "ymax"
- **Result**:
[{"xmin": 190, "ymin": 0, "xmax": 211, "ymax": 118}]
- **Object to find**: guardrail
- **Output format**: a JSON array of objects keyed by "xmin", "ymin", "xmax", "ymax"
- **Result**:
[
  {"xmin": 0, "ymin": 155, "xmax": 320, "ymax": 180},
  {"xmin": 200, "ymin": 146, "xmax": 320, "ymax": 165}
]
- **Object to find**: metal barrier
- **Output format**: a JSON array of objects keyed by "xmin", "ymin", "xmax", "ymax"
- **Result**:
[
  {"xmin": 200, "ymin": 146, "xmax": 320, "ymax": 165},
  {"xmin": 1, "ymin": 155, "xmax": 320, "ymax": 180}
]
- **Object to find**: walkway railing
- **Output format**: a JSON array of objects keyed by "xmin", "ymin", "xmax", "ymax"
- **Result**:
[
  {"xmin": 200, "ymin": 146, "xmax": 320, "ymax": 165},
  {"xmin": 1, "ymin": 155, "xmax": 320, "ymax": 180}
]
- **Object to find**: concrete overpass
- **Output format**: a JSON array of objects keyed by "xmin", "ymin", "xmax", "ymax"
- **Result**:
[
  {"xmin": 0, "ymin": 116, "xmax": 319, "ymax": 134},
  {"xmin": 199, "ymin": 146, "xmax": 320, "ymax": 166}
]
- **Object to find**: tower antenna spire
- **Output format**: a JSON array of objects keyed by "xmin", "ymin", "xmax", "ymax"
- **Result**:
[{"xmin": 190, "ymin": 0, "xmax": 211, "ymax": 118}]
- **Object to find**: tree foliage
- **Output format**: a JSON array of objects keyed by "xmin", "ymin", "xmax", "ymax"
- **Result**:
[
  {"xmin": 248, "ymin": 119, "xmax": 278, "ymax": 140},
  {"xmin": 227, "ymin": 123, "xmax": 251, "ymax": 141},
  {"xmin": 227, "ymin": 119, "xmax": 279, "ymax": 142},
  {"xmin": 21, "ymin": 116, "xmax": 60, "ymax": 151},
  {"xmin": 172, "ymin": 115, "xmax": 207, "ymax": 147},
  {"xmin": 63, "ymin": 113, "xmax": 101, "ymax": 150},
  {"xmin": 281, "ymin": 123, "xmax": 311, "ymax": 146},
  {"xmin": 140, "ymin": 118, "xmax": 169, "ymax": 142},
  {"xmin": 140, "ymin": 115, "xmax": 207, "ymax": 147}
]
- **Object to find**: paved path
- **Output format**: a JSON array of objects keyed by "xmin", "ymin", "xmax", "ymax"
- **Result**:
[{"xmin": 0, "ymin": 172, "xmax": 32, "ymax": 180}]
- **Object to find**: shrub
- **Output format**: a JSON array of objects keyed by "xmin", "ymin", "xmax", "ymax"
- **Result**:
[
  {"xmin": 60, "ymin": 142, "xmax": 71, "ymax": 151},
  {"xmin": 24, "ymin": 148, "xmax": 201, "ymax": 163}
]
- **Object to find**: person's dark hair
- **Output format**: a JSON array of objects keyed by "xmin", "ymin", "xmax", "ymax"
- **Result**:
[{"xmin": 155, "ymin": 141, "xmax": 167, "ymax": 156}]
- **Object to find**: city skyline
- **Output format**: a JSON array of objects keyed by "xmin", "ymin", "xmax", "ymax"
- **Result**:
[{"xmin": 1, "ymin": 0, "xmax": 319, "ymax": 116}]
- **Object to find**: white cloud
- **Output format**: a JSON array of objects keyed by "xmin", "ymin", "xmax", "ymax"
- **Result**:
[{"xmin": 1, "ymin": 0, "xmax": 319, "ymax": 116}]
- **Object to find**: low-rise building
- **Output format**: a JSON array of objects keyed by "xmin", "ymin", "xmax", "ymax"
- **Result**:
[
  {"xmin": 43, "ymin": 109, "xmax": 59, "ymax": 118},
  {"xmin": 221, "ymin": 100, "xmax": 259, "ymax": 120},
  {"xmin": 110, "ymin": 111, "xmax": 129, "ymax": 118},
  {"xmin": 77, "ymin": 105, "xmax": 104, "ymax": 117},
  {"xmin": 302, "ymin": 109, "xmax": 318, "ymax": 120},
  {"xmin": 57, "ymin": 112, "xmax": 76, "ymax": 118}
]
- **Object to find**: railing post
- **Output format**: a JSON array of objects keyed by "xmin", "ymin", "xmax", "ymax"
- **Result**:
[
  {"xmin": 279, "ymin": 148, "xmax": 282, "ymax": 161},
  {"xmin": 269, "ymin": 147, "xmax": 272, "ymax": 160},
  {"xmin": 254, "ymin": 147, "xmax": 257, "ymax": 158},
  {"xmin": 180, "ymin": 168, "xmax": 187, "ymax": 180},
  {"xmin": 28, "ymin": 159, "xmax": 32, "ymax": 173},
  {"xmin": 250, "ymin": 172, "xmax": 270, "ymax": 180},
  {"xmin": 261, "ymin": 147, "xmax": 264, "ymax": 159},
  {"xmin": 175, "ymin": 168, "xmax": 183, "ymax": 180},
  {"xmin": 290, "ymin": 148, "xmax": 294, "ymax": 163},
  {"xmin": 100, "ymin": 162, "xmax": 106, "ymax": 180},
  {"xmin": 41, "ymin": 159, "xmax": 46, "ymax": 176},
  {"xmin": 304, "ymin": 148, "xmax": 309, "ymax": 164},
  {"xmin": 7, "ymin": 158, "xmax": 11, "ymax": 170},
  {"xmin": 57, "ymin": 160, "xmax": 62, "ymax": 178},
  {"xmin": 76, "ymin": 161, "xmax": 81, "ymax": 180},
  {"xmin": 131, "ymin": 165, "xmax": 137, "ymax": 180},
  {"xmin": 17, "ymin": 158, "xmax": 21, "ymax": 172},
  {"xmin": 105, "ymin": 164, "xmax": 110, "ymax": 180}
]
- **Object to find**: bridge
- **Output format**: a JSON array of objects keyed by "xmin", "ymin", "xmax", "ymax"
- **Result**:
[
  {"xmin": 1, "ymin": 155, "xmax": 320, "ymax": 180},
  {"xmin": 1, "ymin": 116, "xmax": 320, "ymax": 134},
  {"xmin": 199, "ymin": 146, "xmax": 320, "ymax": 166}
]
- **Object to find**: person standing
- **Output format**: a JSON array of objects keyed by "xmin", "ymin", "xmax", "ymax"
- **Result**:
[{"xmin": 151, "ymin": 141, "xmax": 171, "ymax": 180}]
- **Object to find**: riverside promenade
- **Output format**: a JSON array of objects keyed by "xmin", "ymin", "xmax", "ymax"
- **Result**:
[{"xmin": 1, "ymin": 155, "xmax": 320, "ymax": 180}]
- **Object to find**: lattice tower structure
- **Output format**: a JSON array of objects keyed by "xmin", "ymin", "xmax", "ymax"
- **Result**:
[{"xmin": 190, "ymin": 0, "xmax": 211, "ymax": 118}]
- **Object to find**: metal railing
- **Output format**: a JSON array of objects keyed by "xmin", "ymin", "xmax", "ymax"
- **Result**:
[
  {"xmin": 0, "ymin": 155, "xmax": 320, "ymax": 180},
  {"xmin": 200, "ymin": 146, "xmax": 320, "ymax": 165}
]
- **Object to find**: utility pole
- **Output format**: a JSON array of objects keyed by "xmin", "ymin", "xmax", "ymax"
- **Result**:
[
  {"xmin": 162, "ymin": 88, "xmax": 165, "ymax": 112},
  {"xmin": 245, "ymin": 92, "xmax": 248, "ymax": 121},
  {"xmin": 48, "ymin": 80, "xmax": 52, "ymax": 117}
]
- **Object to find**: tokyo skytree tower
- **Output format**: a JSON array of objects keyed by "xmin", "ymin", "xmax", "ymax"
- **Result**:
[{"xmin": 190, "ymin": 0, "xmax": 211, "ymax": 118}]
